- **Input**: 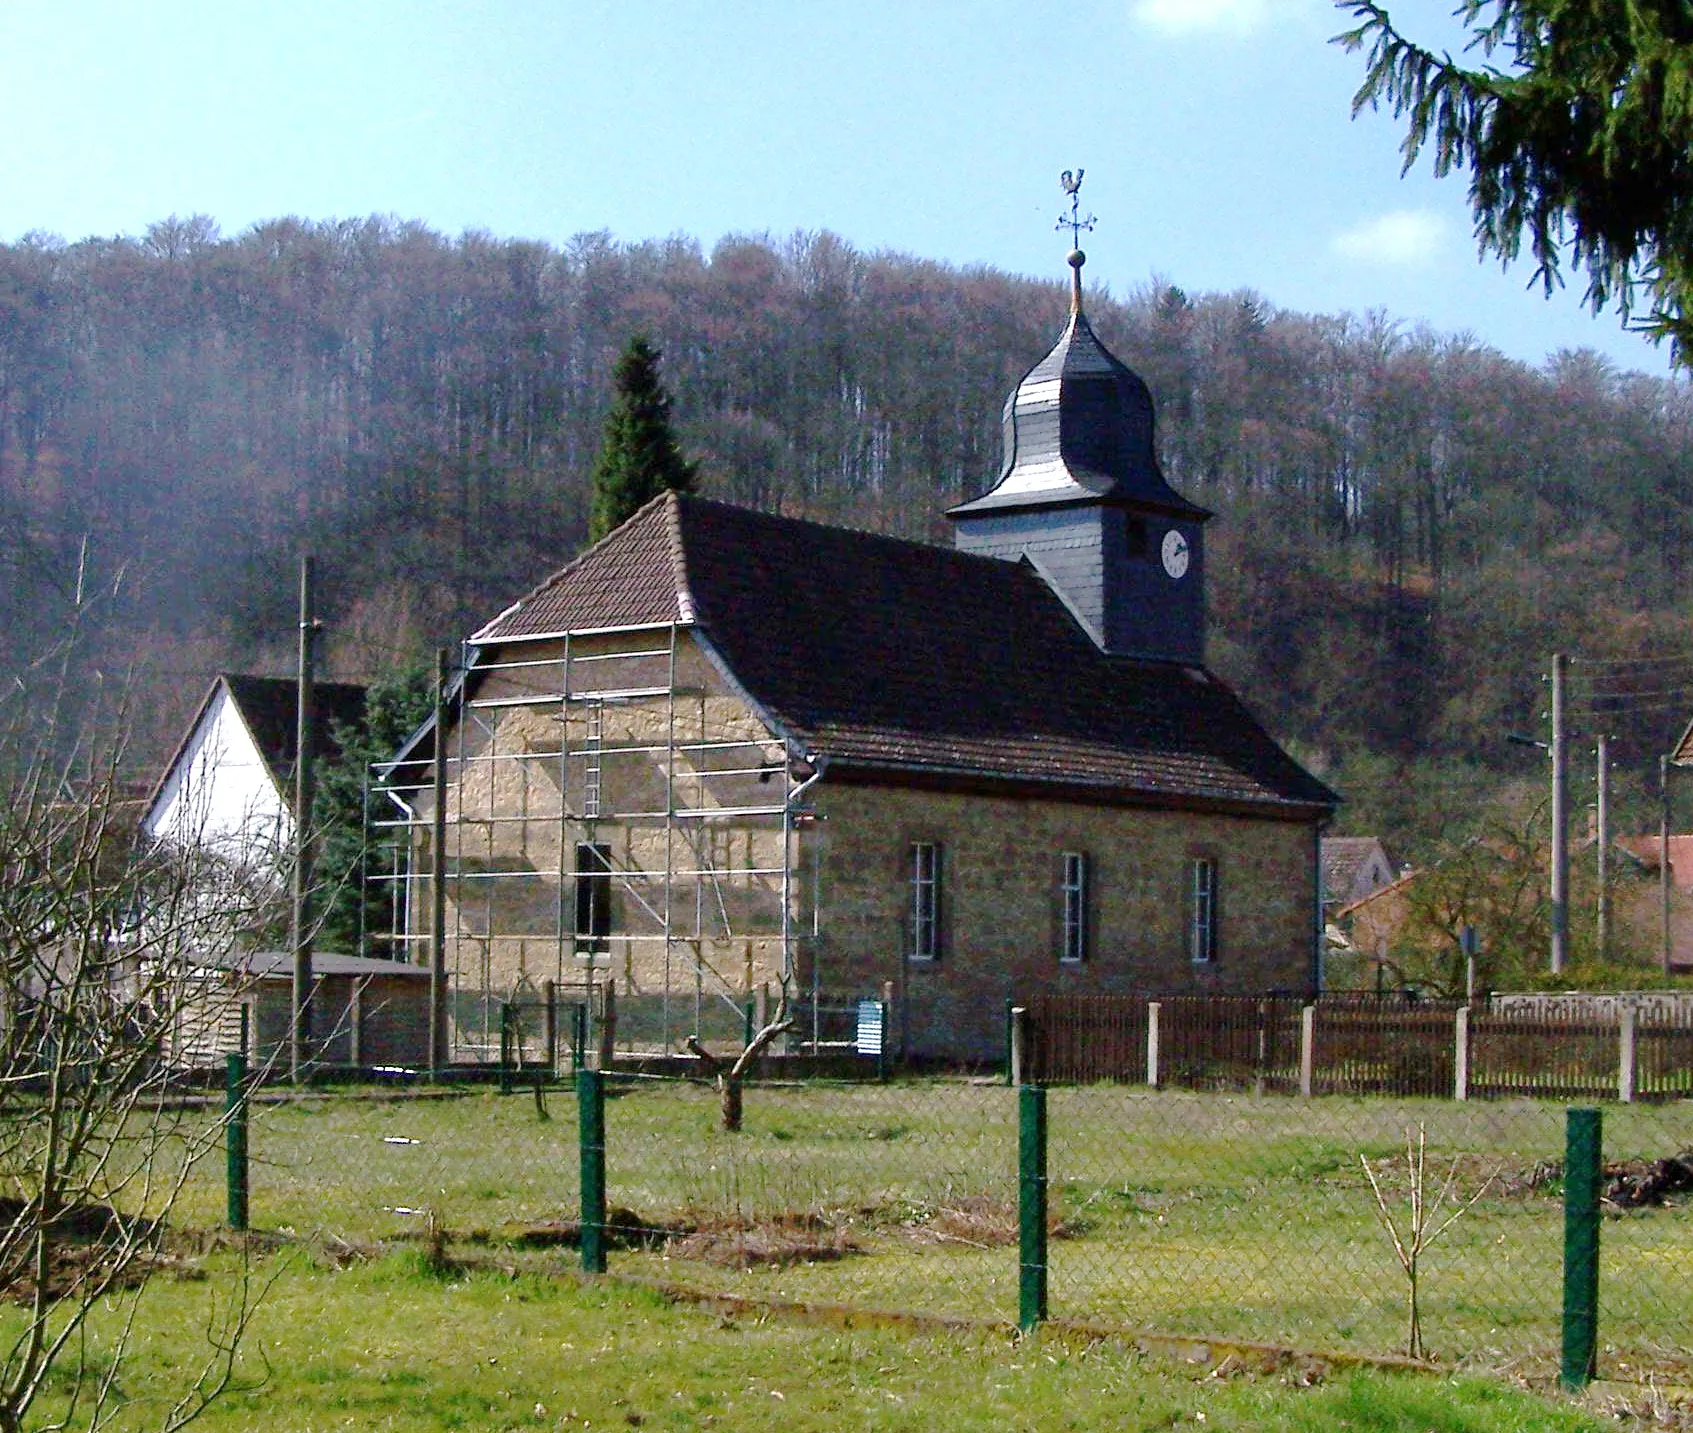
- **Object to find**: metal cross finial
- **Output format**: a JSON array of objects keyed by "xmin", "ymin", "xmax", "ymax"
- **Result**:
[{"xmin": 1056, "ymin": 169, "xmax": 1096, "ymax": 246}]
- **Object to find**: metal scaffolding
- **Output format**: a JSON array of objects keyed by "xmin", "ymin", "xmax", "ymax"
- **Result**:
[{"xmin": 371, "ymin": 622, "xmax": 811, "ymax": 1060}]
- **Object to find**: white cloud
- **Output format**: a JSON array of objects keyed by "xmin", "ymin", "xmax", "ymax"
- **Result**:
[
  {"xmin": 1131, "ymin": 0, "xmax": 1273, "ymax": 37},
  {"xmin": 1330, "ymin": 209, "xmax": 1450, "ymax": 266}
]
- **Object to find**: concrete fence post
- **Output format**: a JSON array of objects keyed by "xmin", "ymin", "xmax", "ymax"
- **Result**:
[
  {"xmin": 1454, "ymin": 1007, "xmax": 1470, "ymax": 1101},
  {"xmin": 1618, "ymin": 1008, "xmax": 1636, "ymax": 1104},
  {"xmin": 1146, "ymin": 1001, "xmax": 1161, "ymax": 1088},
  {"xmin": 349, "ymin": 978, "xmax": 364, "ymax": 1068},
  {"xmin": 1009, "ymin": 1006, "xmax": 1028, "ymax": 1088},
  {"xmin": 1299, "ymin": 1005, "xmax": 1315, "ymax": 1098}
]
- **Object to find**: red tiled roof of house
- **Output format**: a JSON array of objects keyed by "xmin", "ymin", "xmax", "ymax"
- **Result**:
[
  {"xmin": 1615, "ymin": 834, "xmax": 1693, "ymax": 891},
  {"xmin": 473, "ymin": 493, "xmax": 1337, "ymax": 814}
]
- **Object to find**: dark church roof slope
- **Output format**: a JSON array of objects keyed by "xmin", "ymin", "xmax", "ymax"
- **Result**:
[{"xmin": 474, "ymin": 493, "xmax": 1335, "ymax": 815}]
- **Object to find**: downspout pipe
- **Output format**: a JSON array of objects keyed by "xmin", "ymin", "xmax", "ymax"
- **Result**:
[
  {"xmin": 1313, "ymin": 814, "xmax": 1333, "ymax": 1000},
  {"xmin": 787, "ymin": 756, "xmax": 829, "ymax": 810},
  {"xmin": 780, "ymin": 755, "xmax": 828, "ymax": 1009}
]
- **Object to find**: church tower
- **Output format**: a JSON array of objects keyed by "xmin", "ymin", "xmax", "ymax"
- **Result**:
[{"xmin": 948, "ymin": 182, "xmax": 1210, "ymax": 666}]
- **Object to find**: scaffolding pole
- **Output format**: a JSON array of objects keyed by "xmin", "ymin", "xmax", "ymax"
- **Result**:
[{"xmin": 372, "ymin": 628, "xmax": 812, "ymax": 1056}]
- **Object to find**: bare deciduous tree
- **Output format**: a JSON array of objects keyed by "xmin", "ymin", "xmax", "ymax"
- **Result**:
[
  {"xmin": 0, "ymin": 578, "xmax": 271, "ymax": 1432},
  {"xmin": 682, "ymin": 1001, "xmax": 795, "ymax": 1133},
  {"xmin": 1359, "ymin": 1124, "xmax": 1499, "ymax": 1362}
]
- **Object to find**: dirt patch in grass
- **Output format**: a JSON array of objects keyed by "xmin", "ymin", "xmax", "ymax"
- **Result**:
[
  {"xmin": 1500, "ymin": 1150, "xmax": 1693, "ymax": 1209},
  {"xmin": 893, "ymin": 1195, "xmax": 1080, "ymax": 1248},
  {"xmin": 0, "ymin": 1201, "xmax": 171, "ymax": 1303},
  {"xmin": 1603, "ymin": 1151, "xmax": 1693, "ymax": 1209},
  {"xmin": 503, "ymin": 1207, "xmax": 690, "ymax": 1251},
  {"xmin": 666, "ymin": 1214, "xmax": 861, "ymax": 1270}
]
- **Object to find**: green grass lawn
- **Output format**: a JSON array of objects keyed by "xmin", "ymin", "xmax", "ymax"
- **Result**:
[
  {"xmin": 150, "ymin": 1079, "xmax": 1693, "ymax": 1382},
  {"xmin": 3, "ymin": 1248, "xmax": 1624, "ymax": 1432}
]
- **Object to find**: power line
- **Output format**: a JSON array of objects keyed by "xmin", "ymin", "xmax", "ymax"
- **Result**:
[
  {"xmin": 1582, "ymin": 682, "xmax": 1693, "ymax": 703},
  {"xmin": 1572, "ymin": 651, "xmax": 1693, "ymax": 669}
]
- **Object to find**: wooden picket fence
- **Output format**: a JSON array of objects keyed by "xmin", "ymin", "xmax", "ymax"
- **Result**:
[{"xmin": 1022, "ymin": 993, "xmax": 1693, "ymax": 1100}]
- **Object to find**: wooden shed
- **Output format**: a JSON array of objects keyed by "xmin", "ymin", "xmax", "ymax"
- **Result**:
[{"xmin": 166, "ymin": 951, "xmax": 431, "ymax": 1073}]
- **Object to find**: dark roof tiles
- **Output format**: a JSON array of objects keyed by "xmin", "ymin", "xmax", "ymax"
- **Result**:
[
  {"xmin": 475, "ymin": 493, "xmax": 1335, "ymax": 813},
  {"xmin": 222, "ymin": 675, "xmax": 369, "ymax": 778}
]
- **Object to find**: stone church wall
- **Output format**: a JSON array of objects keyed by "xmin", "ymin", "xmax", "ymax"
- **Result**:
[{"xmin": 801, "ymin": 782, "xmax": 1319, "ymax": 1061}]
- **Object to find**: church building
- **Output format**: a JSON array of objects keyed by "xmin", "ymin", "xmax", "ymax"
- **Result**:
[{"xmin": 398, "ymin": 243, "xmax": 1337, "ymax": 1062}]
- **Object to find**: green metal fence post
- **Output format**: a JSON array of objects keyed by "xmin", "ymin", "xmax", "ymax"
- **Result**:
[
  {"xmin": 1561, "ymin": 1106, "xmax": 1602, "ymax": 1389},
  {"xmin": 1018, "ymin": 1083, "xmax": 1048, "ymax": 1331},
  {"xmin": 225, "ymin": 1051, "xmax": 249, "ymax": 1232},
  {"xmin": 744, "ymin": 1000, "xmax": 754, "ymax": 1046},
  {"xmin": 499, "ymin": 1003, "xmax": 513, "ymax": 1095},
  {"xmin": 578, "ymin": 1068, "xmax": 606, "ymax": 1274},
  {"xmin": 571, "ymin": 1002, "xmax": 587, "ymax": 1073},
  {"xmin": 878, "ymin": 1001, "xmax": 889, "ymax": 1082}
]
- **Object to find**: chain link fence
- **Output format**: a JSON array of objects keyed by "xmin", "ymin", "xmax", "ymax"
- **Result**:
[{"xmin": 192, "ymin": 1051, "xmax": 1692, "ymax": 1383}]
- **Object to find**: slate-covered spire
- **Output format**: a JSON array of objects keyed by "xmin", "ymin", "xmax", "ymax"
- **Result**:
[
  {"xmin": 948, "ymin": 184, "xmax": 1212, "ymax": 665},
  {"xmin": 949, "ymin": 248, "xmax": 1205, "ymax": 520}
]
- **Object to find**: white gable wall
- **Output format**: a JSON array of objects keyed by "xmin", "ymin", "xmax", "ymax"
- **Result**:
[{"xmin": 143, "ymin": 685, "xmax": 291, "ymax": 869}]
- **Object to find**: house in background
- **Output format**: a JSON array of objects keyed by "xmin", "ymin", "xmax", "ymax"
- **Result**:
[
  {"xmin": 396, "ymin": 249, "xmax": 1337, "ymax": 1062},
  {"xmin": 1335, "ymin": 834, "xmax": 1684, "ymax": 987},
  {"xmin": 142, "ymin": 674, "xmax": 368, "ymax": 870},
  {"xmin": 1321, "ymin": 836, "xmax": 1397, "ymax": 915},
  {"xmin": 1611, "ymin": 834, "xmax": 1693, "ymax": 972}
]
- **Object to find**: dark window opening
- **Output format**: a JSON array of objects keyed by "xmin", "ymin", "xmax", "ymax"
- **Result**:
[
  {"xmin": 575, "ymin": 842, "xmax": 612, "ymax": 953},
  {"xmin": 1060, "ymin": 851, "xmax": 1088, "ymax": 963}
]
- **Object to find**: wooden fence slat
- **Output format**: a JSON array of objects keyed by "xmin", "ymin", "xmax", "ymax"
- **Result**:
[{"xmin": 1020, "ymin": 991, "xmax": 1693, "ymax": 1099}]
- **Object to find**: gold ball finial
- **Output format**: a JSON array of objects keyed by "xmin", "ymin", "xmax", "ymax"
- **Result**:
[{"xmin": 1056, "ymin": 172, "xmax": 1095, "ymax": 318}]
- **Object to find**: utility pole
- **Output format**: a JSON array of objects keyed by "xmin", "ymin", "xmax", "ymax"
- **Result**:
[
  {"xmin": 290, "ymin": 555, "xmax": 317, "ymax": 1084},
  {"xmin": 1596, "ymin": 736, "xmax": 1610, "ymax": 963},
  {"xmin": 428, "ymin": 645, "xmax": 450, "ymax": 1078},
  {"xmin": 1661, "ymin": 754, "xmax": 1673, "ymax": 978},
  {"xmin": 1550, "ymin": 652, "xmax": 1568, "ymax": 977}
]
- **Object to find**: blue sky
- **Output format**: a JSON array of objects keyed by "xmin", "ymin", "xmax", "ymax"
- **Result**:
[{"xmin": 6, "ymin": 0, "xmax": 1673, "ymax": 375}]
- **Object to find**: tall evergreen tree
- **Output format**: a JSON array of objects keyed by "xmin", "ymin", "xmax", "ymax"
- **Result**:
[{"xmin": 589, "ymin": 335, "xmax": 698, "ymax": 540}]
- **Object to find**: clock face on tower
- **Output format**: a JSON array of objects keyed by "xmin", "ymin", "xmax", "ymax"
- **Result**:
[{"xmin": 1161, "ymin": 527, "xmax": 1191, "ymax": 580}]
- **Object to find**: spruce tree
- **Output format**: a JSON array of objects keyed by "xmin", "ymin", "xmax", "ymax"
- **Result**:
[
  {"xmin": 1339, "ymin": 0, "xmax": 1693, "ymax": 360},
  {"xmin": 589, "ymin": 335, "xmax": 698, "ymax": 541}
]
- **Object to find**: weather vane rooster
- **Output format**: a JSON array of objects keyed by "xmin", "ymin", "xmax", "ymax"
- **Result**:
[{"xmin": 1057, "ymin": 169, "xmax": 1095, "ymax": 247}]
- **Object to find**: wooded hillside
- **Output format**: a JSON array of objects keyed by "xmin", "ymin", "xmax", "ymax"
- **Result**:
[{"xmin": 4, "ymin": 215, "xmax": 1691, "ymax": 855}]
